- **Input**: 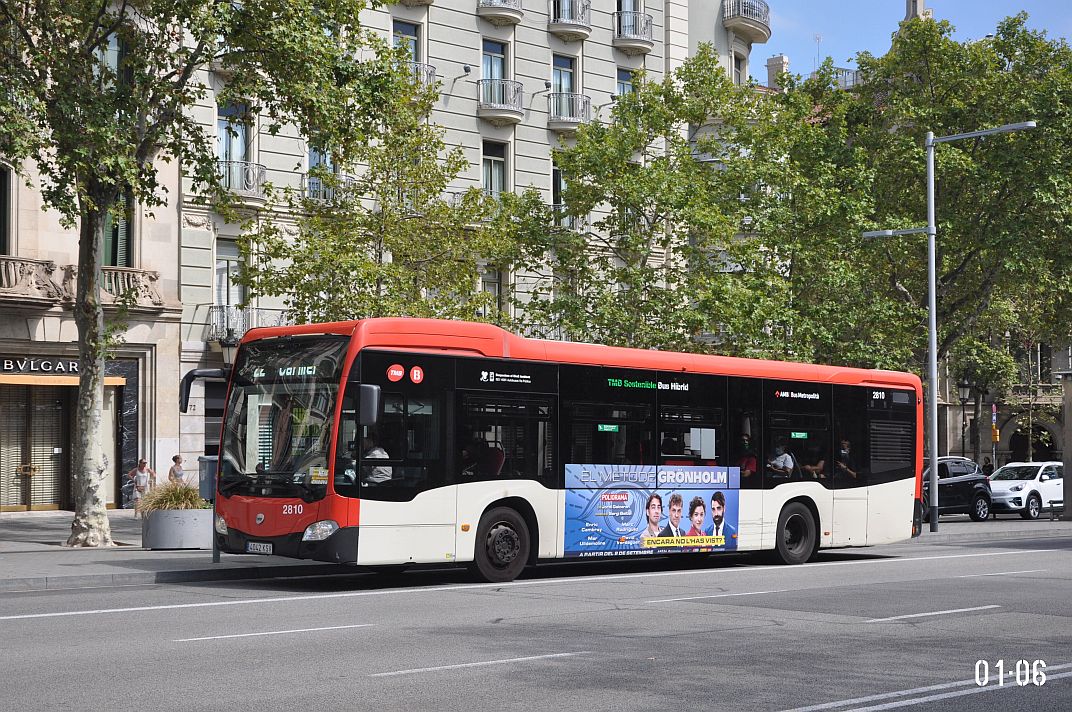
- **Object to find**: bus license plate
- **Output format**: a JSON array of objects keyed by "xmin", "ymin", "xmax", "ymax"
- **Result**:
[{"xmin": 246, "ymin": 541, "xmax": 273, "ymax": 555}]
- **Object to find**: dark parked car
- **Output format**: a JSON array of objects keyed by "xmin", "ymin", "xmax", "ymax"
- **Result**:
[{"xmin": 922, "ymin": 456, "xmax": 992, "ymax": 521}]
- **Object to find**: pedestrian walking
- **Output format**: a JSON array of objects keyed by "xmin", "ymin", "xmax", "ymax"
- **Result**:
[
  {"xmin": 168, "ymin": 455, "xmax": 186, "ymax": 485},
  {"xmin": 128, "ymin": 458, "xmax": 156, "ymax": 517}
]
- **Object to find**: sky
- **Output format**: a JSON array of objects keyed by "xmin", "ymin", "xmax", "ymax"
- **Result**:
[{"xmin": 755, "ymin": 0, "xmax": 1072, "ymax": 82}]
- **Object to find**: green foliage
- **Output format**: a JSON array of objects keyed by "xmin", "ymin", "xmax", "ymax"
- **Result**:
[
  {"xmin": 949, "ymin": 338, "xmax": 1017, "ymax": 397},
  {"xmin": 137, "ymin": 482, "xmax": 210, "ymax": 513},
  {"xmin": 511, "ymin": 45, "xmax": 760, "ymax": 350},
  {"xmin": 240, "ymin": 68, "xmax": 511, "ymax": 322}
]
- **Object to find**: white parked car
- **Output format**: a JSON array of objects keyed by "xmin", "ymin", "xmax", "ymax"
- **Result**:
[{"xmin": 988, "ymin": 461, "xmax": 1064, "ymax": 520}]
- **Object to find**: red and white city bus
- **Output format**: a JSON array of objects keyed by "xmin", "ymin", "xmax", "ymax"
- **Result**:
[{"xmin": 183, "ymin": 318, "xmax": 923, "ymax": 582}]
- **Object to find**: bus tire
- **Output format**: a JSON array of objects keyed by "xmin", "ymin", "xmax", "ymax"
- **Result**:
[
  {"xmin": 773, "ymin": 502, "xmax": 816, "ymax": 566},
  {"xmin": 472, "ymin": 507, "xmax": 530, "ymax": 583}
]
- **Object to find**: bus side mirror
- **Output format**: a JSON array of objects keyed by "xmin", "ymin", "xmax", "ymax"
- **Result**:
[{"xmin": 358, "ymin": 384, "xmax": 381, "ymax": 426}]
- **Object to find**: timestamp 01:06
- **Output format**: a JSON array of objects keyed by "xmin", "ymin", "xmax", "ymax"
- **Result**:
[{"xmin": 975, "ymin": 660, "xmax": 1047, "ymax": 687}]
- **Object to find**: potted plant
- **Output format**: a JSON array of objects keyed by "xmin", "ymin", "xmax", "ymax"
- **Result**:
[{"xmin": 138, "ymin": 481, "xmax": 214, "ymax": 549}]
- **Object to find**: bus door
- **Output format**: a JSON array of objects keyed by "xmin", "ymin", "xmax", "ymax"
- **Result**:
[
  {"xmin": 831, "ymin": 386, "xmax": 868, "ymax": 546},
  {"xmin": 865, "ymin": 388, "xmax": 917, "ymax": 543},
  {"xmin": 347, "ymin": 352, "xmax": 455, "ymax": 566}
]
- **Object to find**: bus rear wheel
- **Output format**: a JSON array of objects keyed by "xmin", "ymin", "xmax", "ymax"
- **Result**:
[
  {"xmin": 774, "ymin": 502, "xmax": 817, "ymax": 565},
  {"xmin": 472, "ymin": 507, "xmax": 530, "ymax": 583}
]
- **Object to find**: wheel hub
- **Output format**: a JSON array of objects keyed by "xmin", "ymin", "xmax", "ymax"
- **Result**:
[{"xmin": 489, "ymin": 524, "xmax": 520, "ymax": 565}]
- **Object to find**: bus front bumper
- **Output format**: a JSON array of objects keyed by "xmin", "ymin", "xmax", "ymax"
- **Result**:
[{"xmin": 216, "ymin": 525, "xmax": 359, "ymax": 564}]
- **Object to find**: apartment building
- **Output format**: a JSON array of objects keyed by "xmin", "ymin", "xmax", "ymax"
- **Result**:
[{"xmin": 0, "ymin": 1, "xmax": 772, "ymax": 511}]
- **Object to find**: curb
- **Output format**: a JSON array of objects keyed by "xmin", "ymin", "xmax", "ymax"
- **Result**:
[
  {"xmin": 0, "ymin": 563, "xmax": 349, "ymax": 593},
  {"xmin": 912, "ymin": 527, "xmax": 1072, "ymax": 545}
]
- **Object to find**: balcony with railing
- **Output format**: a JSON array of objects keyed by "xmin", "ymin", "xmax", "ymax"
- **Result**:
[
  {"xmin": 207, "ymin": 304, "xmax": 289, "ymax": 342},
  {"xmin": 61, "ymin": 266, "xmax": 166, "ymax": 311},
  {"xmin": 612, "ymin": 11, "xmax": 654, "ymax": 55},
  {"xmin": 547, "ymin": 92, "xmax": 590, "ymax": 133},
  {"xmin": 547, "ymin": 0, "xmax": 592, "ymax": 42},
  {"xmin": 477, "ymin": 79, "xmax": 525, "ymax": 125},
  {"xmin": 301, "ymin": 173, "xmax": 357, "ymax": 203},
  {"xmin": 551, "ymin": 204, "xmax": 589, "ymax": 233},
  {"xmin": 394, "ymin": 0, "xmax": 433, "ymax": 6},
  {"xmin": 0, "ymin": 256, "xmax": 68, "ymax": 308},
  {"xmin": 477, "ymin": 0, "xmax": 524, "ymax": 25},
  {"xmin": 217, "ymin": 160, "xmax": 267, "ymax": 200},
  {"xmin": 405, "ymin": 61, "xmax": 437, "ymax": 90},
  {"xmin": 722, "ymin": 0, "xmax": 771, "ymax": 44}
]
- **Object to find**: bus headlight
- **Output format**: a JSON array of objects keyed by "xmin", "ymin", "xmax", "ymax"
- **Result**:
[
  {"xmin": 302, "ymin": 520, "xmax": 339, "ymax": 541},
  {"xmin": 214, "ymin": 514, "xmax": 228, "ymax": 535}
]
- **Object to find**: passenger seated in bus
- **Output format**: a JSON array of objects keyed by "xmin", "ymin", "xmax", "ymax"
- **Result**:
[
  {"xmin": 736, "ymin": 434, "xmax": 759, "ymax": 480},
  {"xmin": 360, "ymin": 435, "xmax": 392, "ymax": 484},
  {"xmin": 660, "ymin": 433, "xmax": 685, "ymax": 455},
  {"xmin": 460, "ymin": 435, "xmax": 486, "ymax": 477},
  {"xmin": 767, "ymin": 441, "xmax": 795, "ymax": 478},
  {"xmin": 800, "ymin": 445, "xmax": 826, "ymax": 479}
]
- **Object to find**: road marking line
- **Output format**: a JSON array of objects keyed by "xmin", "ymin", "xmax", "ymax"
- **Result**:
[
  {"xmin": 779, "ymin": 663, "xmax": 1072, "ymax": 712},
  {"xmin": 840, "ymin": 670, "xmax": 1072, "ymax": 711},
  {"xmin": 369, "ymin": 651, "xmax": 589, "ymax": 678},
  {"xmin": 0, "ymin": 549, "xmax": 1059, "ymax": 622},
  {"xmin": 865, "ymin": 605, "xmax": 1000, "ymax": 623},
  {"xmin": 648, "ymin": 589, "xmax": 787, "ymax": 603},
  {"xmin": 956, "ymin": 569, "xmax": 1047, "ymax": 578},
  {"xmin": 174, "ymin": 624, "xmax": 374, "ymax": 642}
]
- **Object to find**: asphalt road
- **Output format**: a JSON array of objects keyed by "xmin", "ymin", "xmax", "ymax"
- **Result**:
[{"xmin": 1, "ymin": 536, "xmax": 1069, "ymax": 712}]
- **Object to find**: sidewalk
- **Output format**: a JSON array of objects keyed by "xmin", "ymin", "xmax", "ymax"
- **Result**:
[
  {"xmin": 0, "ymin": 509, "xmax": 342, "ymax": 592},
  {"xmin": 1, "ymin": 509, "xmax": 1070, "ymax": 593}
]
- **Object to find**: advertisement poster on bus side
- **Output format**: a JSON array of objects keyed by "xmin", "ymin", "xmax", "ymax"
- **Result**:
[{"xmin": 563, "ymin": 465, "xmax": 740, "ymax": 558}]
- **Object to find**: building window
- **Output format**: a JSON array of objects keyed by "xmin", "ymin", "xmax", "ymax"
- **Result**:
[
  {"xmin": 616, "ymin": 68, "xmax": 635, "ymax": 96},
  {"xmin": 103, "ymin": 192, "xmax": 133, "ymax": 267},
  {"xmin": 217, "ymin": 103, "xmax": 250, "ymax": 163},
  {"xmin": 482, "ymin": 141, "xmax": 507, "ymax": 198},
  {"xmin": 393, "ymin": 20, "xmax": 420, "ymax": 61},
  {"xmin": 479, "ymin": 269, "xmax": 502, "ymax": 318},
  {"xmin": 733, "ymin": 54, "xmax": 745, "ymax": 86},
  {"xmin": 306, "ymin": 147, "xmax": 335, "ymax": 201},
  {"xmin": 552, "ymin": 54, "xmax": 575, "ymax": 94},
  {"xmin": 215, "ymin": 239, "xmax": 245, "ymax": 306},
  {"xmin": 483, "ymin": 39, "xmax": 506, "ymax": 80},
  {"xmin": 0, "ymin": 165, "xmax": 10, "ymax": 255}
]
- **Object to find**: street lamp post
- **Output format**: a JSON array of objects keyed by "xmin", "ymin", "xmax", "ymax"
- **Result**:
[
  {"xmin": 958, "ymin": 379, "xmax": 971, "ymax": 458},
  {"xmin": 863, "ymin": 120, "xmax": 1035, "ymax": 532}
]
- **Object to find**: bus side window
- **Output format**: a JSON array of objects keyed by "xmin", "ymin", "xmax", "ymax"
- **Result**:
[{"xmin": 459, "ymin": 395, "xmax": 555, "ymax": 486}]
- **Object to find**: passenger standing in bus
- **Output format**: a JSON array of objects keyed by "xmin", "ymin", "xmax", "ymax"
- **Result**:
[
  {"xmin": 800, "ymin": 445, "xmax": 826, "ymax": 479},
  {"xmin": 834, "ymin": 439, "xmax": 859, "ymax": 480}
]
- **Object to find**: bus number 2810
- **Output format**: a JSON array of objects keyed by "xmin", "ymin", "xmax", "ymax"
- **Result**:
[{"xmin": 282, "ymin": 504, "xmax": 304, "ymax": 515}]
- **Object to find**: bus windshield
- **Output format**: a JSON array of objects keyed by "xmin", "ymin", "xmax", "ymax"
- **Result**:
[{"xmin": 219, "ymin": 335, "xmax": 350, "ymax": 499}]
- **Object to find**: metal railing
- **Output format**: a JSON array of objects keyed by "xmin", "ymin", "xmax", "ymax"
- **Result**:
[
  {"xmin": 208, "ymin": 305, "xmax": 289, "ymax": 341},
  {"xmin": 405, "ymin": 61, "xmax": 437, "ymax": 89},
  {"xmin": 548, "ymin": 92, "xmax": 590, "ymax": 123},
  {"xmin": 551, "ymin": 204, "xmax": 588, "ymax": 232},
  {"xmin": 478, "ymin": 79, "xmax": 524, "ymax": 111},
  {"xmin": 614, "ymin": 11, "xmax": 653, "ymax": 41},
  {"xmin": 301, "ymin": 173, "xmax": 357, "ymax": 203},
  {"xmin": 217, "ymin": 160, "xmax": 267, "ymax": 197},
  {"xmin": 548, "ymin": 0, "xmax": 591, "ymax": 26},
  {"xmin": 723, "ymin": 0, "xmax": 770, "ymax": 25}
]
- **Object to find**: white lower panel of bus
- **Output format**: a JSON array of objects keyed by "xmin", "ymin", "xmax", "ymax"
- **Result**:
[{"xmin": 865, "ymin": 477, "xmax": 916, "ymax": 546}]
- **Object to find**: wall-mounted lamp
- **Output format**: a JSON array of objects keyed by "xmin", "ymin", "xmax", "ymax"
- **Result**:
[{"xmin": 463, "ymin": 64, "xmax": 471, "ymax": 74}]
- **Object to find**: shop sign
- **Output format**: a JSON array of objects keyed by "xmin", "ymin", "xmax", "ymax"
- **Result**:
[{"xmin": 1, "ymin": 357, "xmax": 80, "ymax": 374}]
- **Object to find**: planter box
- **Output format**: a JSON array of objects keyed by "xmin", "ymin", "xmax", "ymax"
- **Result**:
[{"xmin": 141, "ymin": 509, "xmax": 214, "ymax": 550}]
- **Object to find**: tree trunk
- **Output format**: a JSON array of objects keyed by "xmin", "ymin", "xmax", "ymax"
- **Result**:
[
  {"xmin": 67, "ymin": 202, "xmax": 115, "ymax": 547},
  {"xmin": 972, "ymin": 394, "xmax": 982, "ymax": 463}
]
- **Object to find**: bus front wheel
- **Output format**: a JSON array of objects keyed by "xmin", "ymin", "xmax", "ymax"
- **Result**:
[
  {"xmin": 773, "ymin": 502, "xmax": 817, "ymax": 565},
  {"xmin": 472, "ymin": 507, "xmax": 530, "ymax": 583}
]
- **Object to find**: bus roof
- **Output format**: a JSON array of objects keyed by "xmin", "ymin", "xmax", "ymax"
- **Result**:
[{"xmin": 242, "ymin": 317, "xmax": 921, "ymax": 391}]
